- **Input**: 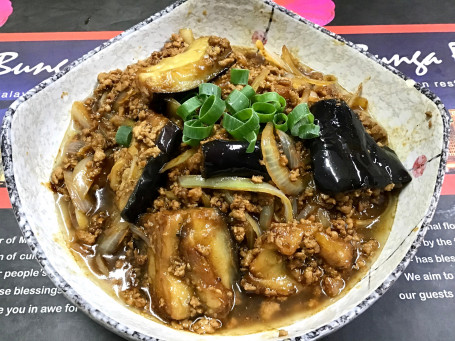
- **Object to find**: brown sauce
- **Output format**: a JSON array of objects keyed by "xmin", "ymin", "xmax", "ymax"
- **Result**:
[{"xmin": 51, "ymin": 31, "xmax": 403, "ymax": 335}]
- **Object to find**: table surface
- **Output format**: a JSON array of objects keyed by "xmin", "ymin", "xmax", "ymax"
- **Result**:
[{"xmin": 0, "ymin": 1, "xmax": 454, "ymax": 340}]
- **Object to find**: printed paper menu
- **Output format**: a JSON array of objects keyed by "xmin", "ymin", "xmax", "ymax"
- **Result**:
[{"xmin": 0, "ymin": 29, "xmax": 454, "ymax": 340}]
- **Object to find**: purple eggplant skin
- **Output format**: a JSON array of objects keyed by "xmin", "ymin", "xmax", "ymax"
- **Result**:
[
  {"xmin": 121, "ymin": 121, "xmax": 182, "ymax": 223},
  {"xmin": 202, "ymin": 140, "xmax": 269, "ymax": 179},
  {"xmin": 156, "ymin": 122, "xmax": 181, "ymax": 154},
  {"xmin": 309, "ymin": 99, "xmax": 411, "ymax": 194}
]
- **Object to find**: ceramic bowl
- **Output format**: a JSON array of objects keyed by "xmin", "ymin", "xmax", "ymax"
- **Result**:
[{"xmin": 1, "ymin": 0, "xmax": 450, "ymax": 339}]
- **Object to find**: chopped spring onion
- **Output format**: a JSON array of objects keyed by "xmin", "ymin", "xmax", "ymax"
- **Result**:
[
  {"xmin": 240, "ymin": 85, "xmax": 256, "ymax": 100},
  {"xmin": 199, "ymin": 83, "xmax": 221, "ymax": 98},
  {"xmin": 183, "ymin": 119, "xmax": 213, "ymax": 140},
  {"xmin": 222, "ymin": 108, "xmax": 260, "ymax": 153},
  {"xmin": 178, "ymin": 175, "xmax": 293, "ymax": 222},
  {"xmin": 252, "ymin": 92, "xmax": 286, "ymax": 112},
  {"xmin": 199, "ymin": 95, "xmax": 226, "ymax": 125},
  {"xmin": 287, "ymin": 103, "xmax": 320, "ymax": 139},
  {"xmin": 252, "ymin": 102, "xmax": 276, "ymax": 123},
  {"xmin": 226, "ymin": 89, "xmax": 250, "ymax": 114},
  {"xmin": 115, "ymin": 125, "xmax": 133, "ymax": 147},
  {"xmin": 273, "ymin": 113, "xmax": 288, "ymax": 131},
  {"xmin": 176, "ymin": 96, "xmax": 202, "ymax": 121},
  {"xmin": 230, "ymin": 68, "xmax": 250, "ymax": 85}
]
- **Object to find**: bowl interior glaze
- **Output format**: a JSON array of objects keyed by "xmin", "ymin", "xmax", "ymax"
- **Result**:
[{"xmin": 1, "ymin": 0, "xmax": 449, "ymax": 340}]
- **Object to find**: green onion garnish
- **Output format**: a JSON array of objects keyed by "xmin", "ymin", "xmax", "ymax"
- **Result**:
[
  {"xmin": 273, "ymin": 113, "xmax": 288, "ymax": 131},
  {"xmin": 252, "ymin": 102, "xmax": 276, "ymax": 123},
  {"xmin": 252, "ymin": 92, "xmax": 286, "ymax": 112},
  {"xmin": 222, "ymin": 108, "xmax": 260, "ymax": 152},
  {"xmin": 183, "ymin": 119, "xmax": 213, "ymax": 139},
  {"xmin": 230, "ymin": 68, "xmax": 250, "ymax": 85},
  {"xmin": 116, "ymin": 125, "xmax": 133, "ymax": 147},
  {"xmin": 240, "ymin": 85, "xmax": 255, "ymax": 100},
  {"xmin": 226, "ymin": 89, "xmax": 250, "ymax": 114},
  {"xmin": 177, "ymin": 96, "xmax": 202, "ymax": 121},
  {"xmin": 182, "ymin": 134, "xmax": 201, "ymax": 147},
  {"xmin": 287, "ymin": 103, "xmax": 320, "ymax": 139},
  {"xmin": 169, "ymin": 71, "xmax": 319, "ymax": 152},
  {"xmin": 199, "ymin": 95, "xmax": 226, "ymax": 125},
  {"xmin": 199, "ymin": 83, "xmax": 222, "ymax": 98}
]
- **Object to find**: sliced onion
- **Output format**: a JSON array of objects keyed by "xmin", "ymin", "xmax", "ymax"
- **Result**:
[
  {"xmin": 354, "ymin": 193, "xmax": 397, "ymax": 228},
  {"xmin": 108, "ymin": 158, "xmax": 127, "ymax": 191},
  {"xmin": 353, "ymin": 218, "xmax": 376, "ymax": 228},
  {"xmin": 281, "ymin": 45, "xmax": 335, "ymax": 87},
  {"xmin": 65, "ymin": 140, "xmax": 85, "ymax": 155},
  {"xmin": 95, "ymin": 254, "xmax": 110, "ymax": 277},
  {"xmin": 297, "ymin": 203, "xmax": 317, "ymax": 220},
  {"xmin": 71, "ymin": 101, "xmax": 92, "ymax": 129},
  {"xmin": 98, "ymin": 92, "xmax": 108, "ymax": 110},
  {"xmin": 64, "ymin": 171, "xmax": 93, "ymax": 213},
  {"xmin": 179, "ymin": 28, "xmax": 194, "ymax": 44},
  {"xmin": 97, "ymin": 214, "xmax": 130, "ymax": 255},
  {"xmin": 72, "ymin": 156, "xmax": 94, "ymax": 197},
  {"xmin": 201, "ymin": 191, "xmax": 211, "ymax": 208},
  {"xmin": 224, "ymin": 191, "xmax": 261, "ymax": 247},
  {"xmin": 164, "ymin": 97, "xmax": 183, "ymax": 124},
  {"xmin": 113, "ymin": 89, "xmax": 134, "ymax": 111},
  {"xmin": 75, "ymin": 208, "xmax": 89, "ymax": 230},
  {"xmin": 349, "ymin": 96, "xmax": 368, "ymax": 110},
  {"xmin": 276, "ymin": 129, "xmax": 300, "ymax": 169},
  {"xmin": 251, "ymin": 68, "xmax": 270, "ymax": 91},
  {"xmin": 261, "ymin": 123, "xmax": 305, "ymax": 196},
  {"xmin": 292, "ymin": 197, "xmax": 298, "ymax": 216},
  {"xmin": 281, "ymin": 45, "xmax": 313, "ymax": 75},
  {"xmin": 300, "ymin": 87, "xmax": 311, "ymax": 103},
  {"xmin": 179, "ymin": 175, "xmax": 293, "ymax": 222},
  {"xmin": 259, "ymin": 201, "xmax": 274, "ymax": 231},
  {"xmin": 127, "ymin": 155, "xmax": 141, "ymax": 182},
  {"xmin": 256, "ymin": 40, "xmax": 292, "ymax": 73},
  {"xmin": 291, "ymin": 76, "xmax": 335, "ymax": 87},
  {"xmin": 281, "ymin": 45, "xmax": 307, "ymax": 76},
  {"xmin": 317, "ymin": 208, "xmax": 332, "ymax": 228},
  {"xmin": 55, "ymin": 195, "xmax": 73, "ymax": 235},
  {"xmin": 129, "ymin": 225, "xmax": 150, "ymax": 247},
  {"xmin": 68, "ymin": 203, "xmax": 79, "ymax": 230},
  {"xmin": 160, "ymin": 148, "xmax": 197, "ymax": 173},
  {"xmin": 94, "ymin": 187, "xmax": 115, "ymax": 213},
  {"xmin": 308, "ymin": 91, "xmax": 319, "ymax": 102}
]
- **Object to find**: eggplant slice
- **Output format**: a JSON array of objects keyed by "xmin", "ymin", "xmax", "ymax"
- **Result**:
[
  {"xmin": 143, "ymin": 208, "xmax": 237, "ymax": 320},
  {"xmin": 121, "ymin": 121, "xmax": 182, "ymax": 223},
  {"xmin": 202, "ymin": 140, "xmax": 269, "ymax": 179},
  {"xmin": 137, "ymin": 36, "xmax": 234, "ymax": 94},
  {"xmin": 309, "ymin": 99, "xmax": 412, "ymax": 194}
]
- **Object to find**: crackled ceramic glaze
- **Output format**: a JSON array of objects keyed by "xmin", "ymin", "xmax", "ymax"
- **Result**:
[{"xmin": 1, "ymin": 0, "xmax": 450, "ymax": 340}]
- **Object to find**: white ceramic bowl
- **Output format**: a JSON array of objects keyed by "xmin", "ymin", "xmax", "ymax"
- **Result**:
[{"xmin": 1, "ymin": 0, "xmax": 451, "ymax": 339}]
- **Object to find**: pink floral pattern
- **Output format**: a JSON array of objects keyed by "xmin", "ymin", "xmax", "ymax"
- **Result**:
[
  {"xmin": 251, "ymin": 30, "xmax": 267, "ymax": 44},
  {"xmin": 274, "ymin": 0, "xmax": 335, "ymax": 26},
  {"xmin": 412, "ymin": 155, "xmax": 427, "ymax": 178},
  {"xmin": 0, "ymin": 0, "xmax": 13, "ymax": 27}
]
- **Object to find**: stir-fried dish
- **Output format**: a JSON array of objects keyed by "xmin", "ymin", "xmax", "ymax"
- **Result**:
[{"xmin": 50, "ymin": 29, "xmax": 411, "ymax": 334}]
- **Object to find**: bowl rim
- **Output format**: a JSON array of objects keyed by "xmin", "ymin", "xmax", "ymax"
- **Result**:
[{"xmin": 0, "ymin": 0, "xmax": 451, "ymax": 339}]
